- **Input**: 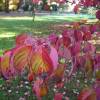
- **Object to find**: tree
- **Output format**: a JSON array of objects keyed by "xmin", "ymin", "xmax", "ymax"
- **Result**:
[
  {"xmin": 42, "ymin": 0, "xmax": 47, "ymax": 10},
  {"xmin": 5, "ymin": 0, "xmax": 9, "ymax": 13},
  {"xmin": 64, "ymin": 0, "xmax": 100, "ymax": 15}
]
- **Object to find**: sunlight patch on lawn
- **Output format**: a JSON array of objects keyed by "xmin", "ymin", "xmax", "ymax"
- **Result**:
[
  {"xmin": 35, "ymin": 16, "xmax": 75, "ymax": 21},
  {"xmin": 87, "ymin": 19, "xmax": 98, "ymax": 24},
  {"xmin": 0, "ymin": 17, "xmax": 32, "ymax": 20},
  {"xmin": 0, "ymin": 32, "xmax": 16, "ymax": 38},
  {"xmin": 0, "ymin": 14, "xmax": 96, "ymax": 22}
]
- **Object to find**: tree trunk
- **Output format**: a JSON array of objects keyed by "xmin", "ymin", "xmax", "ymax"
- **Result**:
[
  {"xmin": 5, "ymin": 0, "xmax": 9, "ymax": 13},
  {"xmin": 42, "ymin": 0, "xmax": 47, "ymax": 10}
]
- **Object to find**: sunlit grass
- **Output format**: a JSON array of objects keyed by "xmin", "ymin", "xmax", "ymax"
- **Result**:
[
  {"xmin": 0, "ymin": 17, "xmax": 32, "ymax": 20},
  {"xmin": 0, "ymin": 50, "xmax": 3, "ymax": 56},
  {"xmin": 0, "ymin": 32, "xmax": 16, "ymax": 38}
]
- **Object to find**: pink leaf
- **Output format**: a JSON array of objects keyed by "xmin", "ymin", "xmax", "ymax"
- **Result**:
[
  {"xmin": 33, "ymin": 79, "xmax": 43, "ymax": 100},
  {"xmin": 83, "ymin": 42, "xmax": 96, "ymax": 54},
  {"xmin": 96, "ymin": 10, "xmax": 100, "ymax": 20},
  {"xmin": 62, "ymin": 31, "xmax": 71, "ymax": 47},
  {"xmin": 48, "ymin": 33, "xmax": 58, "ymax": 46},
  {"xmin": 70, "ymin": 42, "xmax": 81, "ymax": 56},
  {"xmin": 95, "ymin": 86, "xmax": 100, "ymax": 100},
  {"xmin": 50, "ymin": 46, "xmax": 58, "ymax": 70},
  {"xmin": 63, "ymin": 47, "xmax": 71, "ymax": 60},
  {"xmin": 74, "ymin": 30, "xmax": 83, "ymax": 42}
]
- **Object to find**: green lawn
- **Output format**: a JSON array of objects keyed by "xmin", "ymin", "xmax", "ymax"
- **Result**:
[{"xmin": 0, "ymin": 14, "xmax": 96, "ymax": 55}]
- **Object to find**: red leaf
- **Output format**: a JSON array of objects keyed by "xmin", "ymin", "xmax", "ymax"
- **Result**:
[
  {"xmin": 30, "ymin": 47, "xmax": 53, "ymax": 75},
  {"xmin": 16, "ymin": 33, "xmax": 29, "ymax": 46},
  {"xmin": 54, "ymin": 93, "xmax": 63, "ymax": 100},
  {"xmin": 28, "ymin": 73, "xmax": 34, "ymax": 82},
  {"xmin": 78, "ymin": 88, "xmax": 96, "ymax": 100},
  {"xmin": 11, "ymin": 45, "xmax": 32, "ymax": 73},
  {"xmin": 1, "ymin": 51, "xmax": 15, "ymax": 79}
]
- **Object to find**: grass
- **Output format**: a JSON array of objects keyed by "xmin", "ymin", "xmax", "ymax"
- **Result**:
[{"xmin": 0, "ymin": 14, "xmax": 96, "ymax": 55}]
